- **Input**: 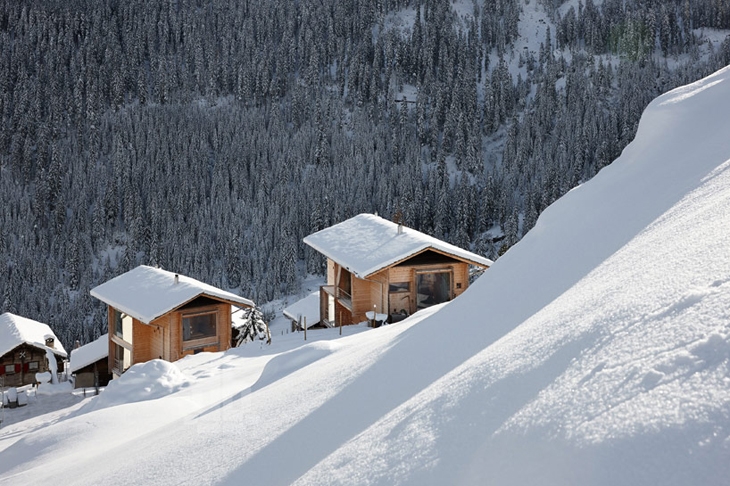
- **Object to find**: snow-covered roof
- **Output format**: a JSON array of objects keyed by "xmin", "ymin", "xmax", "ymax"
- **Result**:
[
  {"xmin": 90, "ymin": 266, "xmax": 255, "ymax": 324},
  {"xmin": 303, "ymin": 214, "xmax": 493, "ymax": 278},
  {"xmin": 0, "ymin": 313, "xmax": 67, "ymax": 358},
  {"xmin": 69, "ymin": 334, "xmax": 109, "ymax": 373},
  {"xmin": 282, "ymin": 292, "xmax": 321, "ymax": 328}
]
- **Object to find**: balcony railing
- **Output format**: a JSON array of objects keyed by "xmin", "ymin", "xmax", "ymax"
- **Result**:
[{"xmin": 320, "ymin": 285, "xmax": 352, "ymax": 309}]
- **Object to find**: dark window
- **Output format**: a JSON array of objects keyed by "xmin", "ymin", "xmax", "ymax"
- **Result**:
[
  {"xmin": 416, "ymin": 272, "xmax": 452, "ymax": 309},
  {"xmin": 113, "ymin": 309, "xmax": 123, "ymax": 338},
  {"xmin": 389, "ymin": 282, "xmax": 410, "ymax": 293},
  {"xmin": 182, "ymin": 313, "xmax": 217, "ymax": 341},
  {"xmin": 338, "ymin": 268, "xmax": 352, "ymax": 295}
]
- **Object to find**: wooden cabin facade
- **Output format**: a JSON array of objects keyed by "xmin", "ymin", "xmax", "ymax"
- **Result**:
[
  {"xmin": 107, "ymin": 297, "xmax": 236, "ymax": 376},
  {"xmin": 305, "ymin": 214, "xmax": 492, "ymax": 328},
  {"xmin": 320, "ymin": 249, "xmax": 476, "ymax": 326},
  {"xmin": 0, "ymin": 342, "xmax": 66, "ymax": 388},
  {"xmin": 91, "ymin": 266, "xmax": 255, "ymax": 378},
  {"xmin": 0, "ymin": 313, "xmax": 67, "ymax": 387}
]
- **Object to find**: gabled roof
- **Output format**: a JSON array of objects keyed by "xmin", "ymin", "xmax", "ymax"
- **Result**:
[
  {"xmin": 282, "ymin": 292, "xmax": 321, "ymax": 329},
  {"xmin": 303, "ymin": 213, "xmax": 493, "ymax": 278},
  {"xmin": 69, "ymin": 334, "xmax": 109, "ymax": 373},
  {"xmin": 90, "ymin": 265, "xmax": 255, "ymax": 324},
  {"xmin": 0, "ymin": 312, "xmax": 67, "ymax": 358}
]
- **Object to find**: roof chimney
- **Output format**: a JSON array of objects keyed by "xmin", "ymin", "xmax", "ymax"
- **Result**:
[
  {"xmin": 174, "ymin": 274, "xmax": 179, "ymax": 285},
  {"xmin": 44, "ymin": 334, "xmax": 55, "ymax": 348},
  {"xmin": 397, "ymin": 223, "xmax": 403, "ymax": 235}
]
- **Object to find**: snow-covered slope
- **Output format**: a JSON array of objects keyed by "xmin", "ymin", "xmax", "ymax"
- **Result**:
[
  {"xmin": 294, "ymin": 65, "xmax": 730, "ymax": 485},
  {"xmin": 2, "ymin": 67, "xmax": 730, "ymax": 485}
]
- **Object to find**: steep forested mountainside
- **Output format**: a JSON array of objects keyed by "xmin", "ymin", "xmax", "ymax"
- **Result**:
[{"xmin": 1, "ymin": 0, "xmax": 729, "ymax": 345}]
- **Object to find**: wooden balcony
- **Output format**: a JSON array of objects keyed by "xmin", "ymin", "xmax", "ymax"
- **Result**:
[{"xmin": 319, "ymin": 285, "xmax": 353, "ymax": 327}]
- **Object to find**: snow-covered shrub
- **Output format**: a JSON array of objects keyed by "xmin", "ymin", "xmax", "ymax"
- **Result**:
[{"xmin": 232, "ymin": 307, "xmax": 271, "ymax": 346}]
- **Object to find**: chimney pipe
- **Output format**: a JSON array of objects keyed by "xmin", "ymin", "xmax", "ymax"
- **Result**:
[{"xmin": 174, "ymin": 274, "xmax": 179, "ymax": 284}]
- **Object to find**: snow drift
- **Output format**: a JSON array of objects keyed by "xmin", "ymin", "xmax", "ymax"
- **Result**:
[
  {"xmin": 1, "ymin": 66, "xmax": 730, "ymax": 485},
  {"xmin": 86, "ymin": 359, "xmax": 190, "ymax": 411}
]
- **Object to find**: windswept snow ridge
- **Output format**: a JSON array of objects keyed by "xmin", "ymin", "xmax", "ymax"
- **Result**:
[{"xmin": 292, "ymin": 65, "xmax": 730, "ymax": 486}]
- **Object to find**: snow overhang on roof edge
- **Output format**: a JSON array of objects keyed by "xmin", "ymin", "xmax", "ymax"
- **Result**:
[
  {"xmin": 303, "ymin": 214, "xmax": 493, "ymax": 279},
  {"xmin": 90, "ymin": 266, "xmax": 255, "ymax": 325}
]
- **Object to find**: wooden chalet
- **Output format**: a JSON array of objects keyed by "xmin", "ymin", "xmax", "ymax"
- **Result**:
[
  {"xmin": 90, "ymin": 265, "xmax": 255, "ymax": 378},
  {"xmin": 303, "ymin": 214, "xmax": 492, "ymax": 327},
  {"xmin": 69, "ymin": 334, "xmax": 112, "ymax": 389},
  {"xmin": 0, "ymin": 313, "xmax": 67, "ymax": 387}
]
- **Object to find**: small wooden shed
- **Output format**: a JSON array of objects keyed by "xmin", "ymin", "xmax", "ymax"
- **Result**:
[
  {"xmin": 69, "ymin": 334, "xmax": 112, "ymax": 389},
  {"xmin": 90, "ymin": 265, "xmax": 255, "ymax": 378},
  {"xmin": 283, "ymin": 291, "xmax": 327, "ymax": 331},
  {"xmin": 303, "ymin": 214, "xmax": 492, "ymax": 327},
  {"xmin": 0, "ymin": 313, "xmax": 67, "ymax": 387}
]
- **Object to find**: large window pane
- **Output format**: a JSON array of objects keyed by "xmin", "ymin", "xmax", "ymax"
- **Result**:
[
  {"xmin": 183, "ymin": 313, "xmax": 217, "ymax": 341},
  {"xmin": 416, "ymin": 272, "xmax": 451, "ymax": 309}
]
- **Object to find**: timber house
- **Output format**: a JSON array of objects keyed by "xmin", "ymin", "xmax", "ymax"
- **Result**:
[
  {"xmin": 303, "ymin": 213, "xmax": 492, "ymax": 327},
  {"xmin": 0, "ymin": 312, "xmax": 67, "ymax": 387},
  {"xmin": 91, "ymin": 265, "xmax": 254, "ymax": 378}
]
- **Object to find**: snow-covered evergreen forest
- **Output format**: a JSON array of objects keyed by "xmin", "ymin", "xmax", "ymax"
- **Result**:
[{"xmin": 1, "ymin": 0, "xmax": 729, "ymax": 346}]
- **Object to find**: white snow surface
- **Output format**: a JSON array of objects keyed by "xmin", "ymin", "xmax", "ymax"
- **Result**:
[
  {"xmin": 2, "ymin": 67, "xmax": 730, "ymax": 485},
  {"xmin": 69, "ymin": 334, "xmax": 108, "ymax": 373},
  {"xmin": 0, "ymin": 312, "xmax": 67, "ymax": 358},
  {"xmin": 86, "ymin": 359, "xmax": 190, "ymax": 411},
  {"xmin": 303, "ymin": 213, "xmax": 492, "ymax": 278},
  {"xmin": 90, "ymin": 265, "xmax": 255, "ymax": 324}
]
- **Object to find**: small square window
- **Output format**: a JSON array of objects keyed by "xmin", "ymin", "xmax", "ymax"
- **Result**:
[
  {"xmin": 28, "ymin": 361, "xmax": 39, "ymax": 371},
  {"xmin": 5, "ymin": 364, "xmax": 15, "ymax": 374}
]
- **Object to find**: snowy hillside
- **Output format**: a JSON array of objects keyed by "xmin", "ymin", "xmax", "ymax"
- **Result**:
[{"xmin": 2, "ymin": 66, "xmax": 730, "ymax": 485}]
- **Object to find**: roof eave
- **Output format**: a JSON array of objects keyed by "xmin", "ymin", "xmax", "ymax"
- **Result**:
[
  {"xmin": 360, "ymin": 246, "xmax": 492, "ymax": 279},
  {"xmin": 92, "ymin": 290, "xmax": 255, "ymax": 325},
  {"xmin": 1, "ymin": 342, "xmax": 67, "ymax": 360}
]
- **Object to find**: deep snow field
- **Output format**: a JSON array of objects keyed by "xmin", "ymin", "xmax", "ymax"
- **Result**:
[{"xmin": 2, "ymin": 48, "xmax": 730, "ymax": 486}]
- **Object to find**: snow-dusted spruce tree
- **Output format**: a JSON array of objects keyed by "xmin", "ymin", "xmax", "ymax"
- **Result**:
[{"xmin": 232, "ymin": 307, "xmax": 271, "ymax": 347}]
